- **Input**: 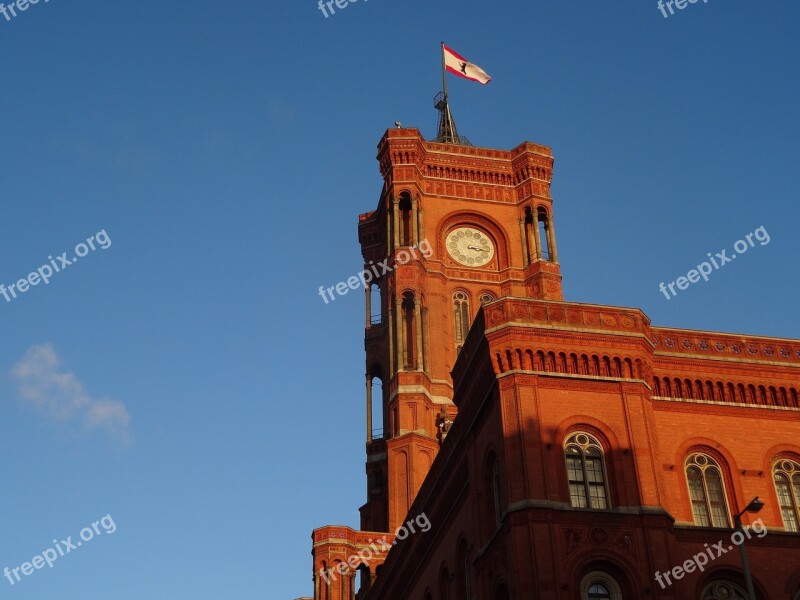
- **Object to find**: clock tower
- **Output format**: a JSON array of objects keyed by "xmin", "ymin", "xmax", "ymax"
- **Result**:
[
  {"xmin": 357, "ymin": 127, "xmax": 563, "ymax": 533},
  {"xmin": 302, "ymin": 118, "xmax": 800, "ymax": 600}
]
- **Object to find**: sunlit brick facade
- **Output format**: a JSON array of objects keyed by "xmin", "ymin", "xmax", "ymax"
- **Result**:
[{"xmin": 297, "ymin": 128, "xmax": 800, "ymax": 600}]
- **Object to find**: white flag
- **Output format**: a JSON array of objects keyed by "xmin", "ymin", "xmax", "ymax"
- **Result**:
[{"xmin": 443, "ymin": 44, "xmax": 492, "ymax": 85}]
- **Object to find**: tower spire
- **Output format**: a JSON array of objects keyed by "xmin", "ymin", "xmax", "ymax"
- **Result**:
[{"xmin": 433, "ymin": 92, "xmax": 470, "ymax": 145}]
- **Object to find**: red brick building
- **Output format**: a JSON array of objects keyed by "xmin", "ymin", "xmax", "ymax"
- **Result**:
[{"xmin": 299, "ymin": 126, "xmax": 800, "ymax": 600}]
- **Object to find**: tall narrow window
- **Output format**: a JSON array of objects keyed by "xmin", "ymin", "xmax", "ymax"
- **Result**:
[
  {"xmin": 370, "ymin": 283, "xmax": 382, "ymax": 325},
  {"xmin": 492, "ymin": 460, "xmax": 502, "ymax": 526},
  {"xmin": 453, "ymin": 292, "xmax": 470, "ymax": 353},
  {"xmin": 565, "ymin": 433, "xmax": 609, "ymax": 509},
  {"xmin": 402, "ymin": 291, "xmax": 417, "ymax": 369},
  {"xmin": 457, "ymin": 542, "xmax": 472, "ymax": 600},
  {"xmin": 537, "ymin": 210, "xmax": 551, "ymax": 260},
  {"xmin": 439, "ymin": 566, "xmax": 452, "ymax": 600},
  {"xmin": 479, "ymin": 292, "xmax": 496, "ymax": 306},
  {"xmin": 319, "ymin": 563, "xmax": 329, "ymax": 600},
  {"xmin": 357, "ymin": 565, "xmax": 371, "ymax": 598},
  {"xmin": 773, "ymin": 459, "xmax": 800, "ymax": 532},
  {"xmin": 495, "ymin": 585, "xmax": 510, "ymax": 600},
  {"xmin": 702, "ymin": 581, "xmax": 748, "ymax": 599},
  {"xmin": 686, "ymin": 454, "xmax": 730, "ymax": 528},
  {"xmin": 524, "ymin": 206, "xmax": 536, "ymax": 262},
  {"xmin": 338, "ymin": 563, "xmax": 347, "ymax": 600},
  {"xmin": 367, "ymin": 369, "xmax": 383, "ymax": 441},
  {"xmin": 399, "ymin": 194, "xmax": 413, "ymax": 246}
]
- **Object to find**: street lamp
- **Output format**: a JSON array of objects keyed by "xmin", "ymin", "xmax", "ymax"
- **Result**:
[{"xmin": 733, "ymin": 496, "xmax": 764, "ymax": 600}]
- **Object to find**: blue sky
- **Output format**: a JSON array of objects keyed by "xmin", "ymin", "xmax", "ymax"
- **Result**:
[{"xmin": 0, "ymin": 0, "xmax": 798, "ymax": 598}]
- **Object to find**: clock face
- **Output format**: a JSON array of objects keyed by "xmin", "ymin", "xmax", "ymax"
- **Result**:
[{"xmin": 446, "ymin": 227, "xmax": 495, "ymax": 267}]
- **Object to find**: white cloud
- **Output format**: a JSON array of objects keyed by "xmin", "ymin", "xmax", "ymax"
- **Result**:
[{"xmin": 11, "ymin": 343, "xmax": 131, "ymax": 442}]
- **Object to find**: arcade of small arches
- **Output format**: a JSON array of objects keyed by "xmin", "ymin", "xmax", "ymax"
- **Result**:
[
  {"xmin": 492, "ymin": 347, "xmax": 645, "ymax": 381},
  {"xmin": 653, "ymin": 377, "xmax": 800, "ymax": 410},
  {"xmin": 420, "ymin": 161, "xmax": 553, "ymax": 186},
  {"xmin": 423, "ymin": 163, "xmax": 515, "ymax": 186},
  {"xmin": 513, "ymin": 163, "xmax": 552, "ymax": 183},
  {"xmin": 485, "ymin": 348, "xmax": 800, "ymax": 414},
  {"xmin": 379, "ymin": 138, "xmax": 553, "ymax": 188}
]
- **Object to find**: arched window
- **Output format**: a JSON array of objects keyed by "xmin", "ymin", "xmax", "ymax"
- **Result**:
[
  {"xmin": 453, "ymin": 292, "xmax": 470, "ymax": 353},
  {"xmin": 319, "ymin": 562, "xmax": 330, "ymax": 600},
  {"xmin": 369, "ymin": 282, "xmax": 382, "ymax": 325},
  {"xmin": 438, "ymin": 566, "xmax": 452, "ymax": 600},
  {"xmin": 686, "ymin": 454, "xmax": 730, "ymax": 528},
  {"xmin": 367, "ymin": 367, "xmax": 383, "ymax": 442},
  {"xmin": 537, "ymin": 209, "xmax": 551, "ymax": 261},
  {"xmin": 402, "ymin": 291, "xmax": 418, "ymax": 369},
  {"xmin": 524, "ymin": 206, "xmax": 537, "ymax": 262},
  {"xmin": 701, "ymin": 580, "xmax": 748, "ymax": 599},
  {"xmin": 588, "ymin": 584, "xmax": 611, "ymax": 600},
  {"xmin": 337, "ymin": 562, "xmax": 347, "ymax": 599},
  {"xmin": 483, "ymin": 453, "xmax": 503, "ymax": 533},
  {"xmin": 773, "ymin": 459, "xmax": 800, "ymax": 532},
  {"xmin": 565, "ymin": 433, "xmax": 609, "ymax": 509},
  {"xmin": 399, "ymin": 194, "xmax": 413, "ymax": 246},
  {"xmin": 492, "ymin": 459, "xmax": 502, "ymax": 526},
  {"xmin": 479, "ymin": 292, "xmax": 496, "ymax": 306},
  {"xmin": 456, "ymin": 541, "xmax": 472, "ymax": 600},
  {"xmin": 355, "ymin": 564, "xmax": 371, "ymax": 597},
  {"xmin": 580, "ymin": 572, "xmax": 622, "ymax": 600}
]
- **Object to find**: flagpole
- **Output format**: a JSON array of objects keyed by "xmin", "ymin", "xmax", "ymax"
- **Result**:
[
  {"xmin": 441, "ymin": 41, "xmax": 455, "ymax": 139},
  {"xmin": 436, "ymin": 41, "xmax": 463, "ymax": 145},
  {"xmin": 440, "ymin": 41, "xmax": 448, "ymax": 99}
]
